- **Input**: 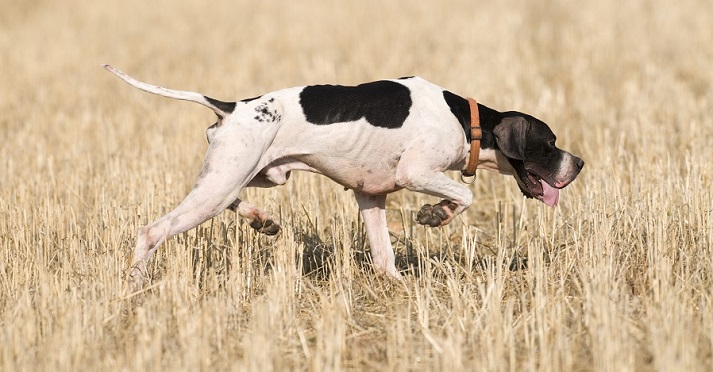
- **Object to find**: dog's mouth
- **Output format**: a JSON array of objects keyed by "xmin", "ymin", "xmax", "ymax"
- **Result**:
[
  {"xmin": 520, "ymin": 172, "xmax": 560, "ymax": 207},
  {"xmin": 512, "ymin": 161, "xmax": 571, "ymax": 207}
]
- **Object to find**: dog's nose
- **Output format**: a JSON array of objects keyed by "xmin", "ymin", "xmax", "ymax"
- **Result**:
[{"xmin": 576, "ymin": 158, "xmax": 585, "ymax": 169}]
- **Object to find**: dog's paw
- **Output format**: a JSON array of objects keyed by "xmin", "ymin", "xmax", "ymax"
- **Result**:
[
  {"xmin": 250, "ymin": 218, "xmax": 281, "ymax": 236},
  {"xmin": 416, "ymin": 200, "xmax": 457, "ymax": 227}
]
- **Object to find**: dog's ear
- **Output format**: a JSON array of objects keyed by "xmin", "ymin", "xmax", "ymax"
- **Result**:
[{"xmin": 493, "ymin": 116, "xmax": 530, "ymax": 160}]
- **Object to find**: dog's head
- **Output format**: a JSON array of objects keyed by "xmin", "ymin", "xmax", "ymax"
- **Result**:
[{"xmin": 492, "ymin": 113, "xmax": 584, "ymax": 207}]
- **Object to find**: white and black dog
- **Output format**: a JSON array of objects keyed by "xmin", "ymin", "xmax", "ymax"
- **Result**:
[{"xmin": 104, "ymin": 65, "xmax": 583, "ymax": 291}]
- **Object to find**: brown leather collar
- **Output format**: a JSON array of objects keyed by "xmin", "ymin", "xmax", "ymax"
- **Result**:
[{"xmin": 461, "ymin": 97, "xmax": 482, "ymax": 181}]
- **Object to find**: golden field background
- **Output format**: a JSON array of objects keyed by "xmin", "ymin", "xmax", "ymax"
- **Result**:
[{"xmin": 1, "ymin": 0, "xmax": 712, "ymax": 370}]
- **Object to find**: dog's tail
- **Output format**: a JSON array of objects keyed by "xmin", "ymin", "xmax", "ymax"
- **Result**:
[{"xmin": 103, "ymin": 64, "xmax": 236, "ymax": 118}]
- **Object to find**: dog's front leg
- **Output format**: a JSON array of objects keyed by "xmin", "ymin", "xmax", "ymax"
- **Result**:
[
  {"xmin": 396, "ymin": 169, "xmax": 473, "ymax": 227},
  {"xmin": 354, "ymin": 192, "xmax": 401, "ymax": 279}
]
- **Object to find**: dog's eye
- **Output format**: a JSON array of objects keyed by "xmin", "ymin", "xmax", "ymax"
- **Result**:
[
  {"xmin": 542, "ymin": 140, "xmax": 556, "ymax": 154},
  {"xmin": 542, "ymin": 142, "xmax": 555, "ymax": 155}
]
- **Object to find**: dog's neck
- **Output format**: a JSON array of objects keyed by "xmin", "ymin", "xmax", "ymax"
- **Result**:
[
  {"xmin": 476, "ymin": 103, "xmax": 501, "ymax": 132},
  {"xmin": 444, "ymin": 90, "xmax": 500, "ymax": 149},
  {"xmin": 475, "ymin": 103, "xmax": 501, "ymax": 147}
]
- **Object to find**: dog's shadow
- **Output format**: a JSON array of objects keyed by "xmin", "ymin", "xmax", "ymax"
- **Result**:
[
  {"xmin": 186, "ymin": 215, "xmax": 527, "ymax": 287},
  {"xmin": 293, "ymin": 219, "xmax": 527, "ymax": 281}
]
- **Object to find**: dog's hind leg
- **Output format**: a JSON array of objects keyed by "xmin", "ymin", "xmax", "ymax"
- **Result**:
[
  {"xmin": 227, "ymin": 158, "xmax": 317, "ymax": 236},
  {"xmin": 225, "ymin": 162, "xmax": 299, "ymax": 235},
  {"xmin": 227, "ymin": 198, "xmax": 280, "ymax": 236},
  {"xmin": 129, "ymin": 146, "xmax": 265, "ymax": 293},
  {"xmin": 354, "ymin": 192, "xmax": 401, "ymax": 279}
]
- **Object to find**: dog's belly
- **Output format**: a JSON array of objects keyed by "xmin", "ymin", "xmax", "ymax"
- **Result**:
[{"xmin": 298, "ymin": 154, "xmax": 402, "ymax": 194}]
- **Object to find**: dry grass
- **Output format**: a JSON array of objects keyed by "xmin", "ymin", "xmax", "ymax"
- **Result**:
[{"xmin": 1, "ymin": 0, "xmax": 712, "ymax": 370}]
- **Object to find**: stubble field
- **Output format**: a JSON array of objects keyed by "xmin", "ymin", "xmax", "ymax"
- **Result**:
[{"xmin": 1, "ymin": 0, "xmax": 712, "ymax": 370}]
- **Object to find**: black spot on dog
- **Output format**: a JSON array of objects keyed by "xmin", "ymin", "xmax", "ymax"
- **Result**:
[
  {"xmin": 299, "ymin": 81, "xmax": 412, "ymax": 129},
  {"xmin": 204, "ymin": 96, "xmax": 236, "ymax": 114},
  {"xmin": 398, "ymin": 76, "xmax": 415, "ymax": 80},
  {"xmin": 254, "ymin": 101, "xmax": 281, "ymax": 123}
]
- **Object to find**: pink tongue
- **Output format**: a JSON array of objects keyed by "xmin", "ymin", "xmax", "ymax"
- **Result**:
[{"xmin": 540, "ymin": 180, "xmax": 560, "ymax": 207}]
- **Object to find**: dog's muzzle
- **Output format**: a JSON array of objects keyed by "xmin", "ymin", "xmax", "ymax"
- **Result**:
[{"xmin": 513, "ymin": 155, "xmax": 584, "ymax": 207}]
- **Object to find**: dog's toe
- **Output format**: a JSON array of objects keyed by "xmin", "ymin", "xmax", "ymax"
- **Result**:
[
  {"xmin": 416, "ymin": 204, "xmax": 444, "ymax": 227},
  {"xmin": 418, "ymin": 215, "xmax": 431, "ymax": 225},
  {"xmin": 417, "ymin": 204, "xmax": 432, "ymax": 217},
  {"xmin": 416, "ymin": 200, "xmax": 456, "ymax": 227},
  {"xmin": 416, "ymin": 204, "xmax": 433, "ymax": 225},
  {"xmin": 261, "ymin": 219, "xmax": 281, "ymax": 235},
  {"xmin": 432, "ymin": 204, "xmax": 448, "ymax": 220},
  {"xmin": 250, "ymin": 218, "xmax": 281, "ymax": 236},
  {"xmin": 428, "ymin": 216, "xmax": 441, "ymax": 227}
]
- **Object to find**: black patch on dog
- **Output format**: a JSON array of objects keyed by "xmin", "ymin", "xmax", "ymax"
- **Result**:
[
  {"xmin": 398, "ymin": 76, "xmax": 415, "ymax": 80},
  {"xmin": 204, "ymin": 96, "xmax": 236, "ymax": 114},
  {"xmin": 493, "ymin": 116, "xmax": 531, "ymax": 160},
  {"xmin": 442, "ymin": 90, "xmax": 500, "ymax": 149},
  {"xmin": 442, "ymin": 90, "xmax": 469, "ymax": 134},
  {"xmin": 300, "ymin": 81, "xmax": 411, "ymax": 129},
  {"xmin": 498, "ymin": 114, "xmax": 561, "ymax": 168}
]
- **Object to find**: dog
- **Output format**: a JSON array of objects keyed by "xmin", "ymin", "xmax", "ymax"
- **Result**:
[{"xmin": 103, "ymin": 65, "xmax": 584, "ymax": 291}]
